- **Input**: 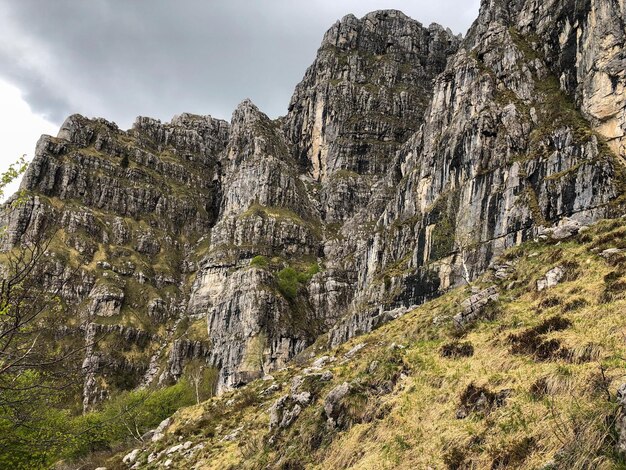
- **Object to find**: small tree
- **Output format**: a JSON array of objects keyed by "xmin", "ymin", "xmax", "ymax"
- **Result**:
[
  {"xmin": 0, "ymin": 158, "xmax": 84, "ymax": 464},
  {"xmin": 184, "ymin": 359, "xmax": 217, "ymax": 404}
]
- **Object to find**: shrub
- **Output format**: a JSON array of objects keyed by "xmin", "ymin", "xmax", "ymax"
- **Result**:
[
  {"xmin": 276, "ymin": 263, "xmax": 320, "ymax": 300},
  {"xmin": 250, "ymin": 255, "xmax": 269, "ymax": 269},
  {"xmin": 277, "ymin": 267, "xmax": 300, "ymax": 300},
  {"xmin": 0, "ymin": 379, "xmax": 196, "ymax": 469}
]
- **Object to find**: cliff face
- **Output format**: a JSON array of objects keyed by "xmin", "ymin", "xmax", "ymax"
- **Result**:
[
  {"xmin": 284, "ymin": 10, "xmax": 460, "ymax": 221},
  {"xmin": 329, "ymin": 0, "xmax": 626, "ymax": 344},
  {"xmin": 188, "ymin": 11, "xmax": 461, "ymax": 391},
  {"xmin": 2, "ymin": 113, "xmax": 229, "ymax": 407},
  {"xmin": 3, "ymin": 1, "xmax": 625, "ymax": 402}
]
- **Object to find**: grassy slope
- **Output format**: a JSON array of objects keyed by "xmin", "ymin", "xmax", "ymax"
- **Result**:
[{"xmin": 102, "ymin": 217, "xmax": 626, "ymax": 470}]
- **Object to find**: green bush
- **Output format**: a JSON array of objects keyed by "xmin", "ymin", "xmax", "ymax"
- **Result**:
[
  {"xmin": 250, "ymin": 255, "xmax": 269, "ymax": 268},
  {"xmin": 277, "ymin": 267, "xmax": 300, "ymax": 299},
  {"xmin": 276, "ymin": 263, "xmax": 320, "ymax": 300}
]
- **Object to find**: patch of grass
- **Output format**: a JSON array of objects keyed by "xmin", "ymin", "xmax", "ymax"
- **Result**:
[{"xmin": 250, "ymin": 255, "xmax": 269, "ymax": 269}]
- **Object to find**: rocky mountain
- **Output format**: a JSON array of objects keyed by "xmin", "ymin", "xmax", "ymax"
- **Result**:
[{"xmin": 2, "ymin": 0, "xmax": 625, "ymax": 416}]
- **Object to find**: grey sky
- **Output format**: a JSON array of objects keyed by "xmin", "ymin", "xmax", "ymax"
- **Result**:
[{"xmin": 0, "ymin": 0, "xmax": 480, "ymax": 130}]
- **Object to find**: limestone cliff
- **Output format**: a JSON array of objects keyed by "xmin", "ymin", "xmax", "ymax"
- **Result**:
[{"xmin": 2, "ymin": 1, "xmax": 625, "ymax": 404}]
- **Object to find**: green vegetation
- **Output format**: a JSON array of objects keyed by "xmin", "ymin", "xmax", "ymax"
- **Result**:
[
  {"xmin": 0, "ymin": 153, "xmax": 217, "ymax": 469},
  {"xmin": 250, "ymin": 255, "xmax": 269, "ymax": 268},
  {"xmin": 0, "ymin": 155, "xmax": 28, "ymax": 201},
  {"xmin": 430, "ymin": 215, "xmax": 456, "ymax": 261},
  {"xmin": 277, "ymin": 263, "xmax": 320, "ymax": 300},
  {"xmin": 248, "ymin": 253, "xmax": 321, "ymax": 301},
  {"xmin": 429, "ymin": 191, "xmax": 460, "ymax": 261},
  {"xmin": 0, "ymin": 374, "xmax": 197, "ymax": 469}
]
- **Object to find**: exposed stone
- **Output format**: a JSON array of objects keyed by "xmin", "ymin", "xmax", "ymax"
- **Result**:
[
  {"xmin": 292, "ymin": 391, "xmax": 311, "ymax": 405},
  {"xmin": 263, "ymin": 383, "xmax": 281, "ymax": 395},
  {"xmin": 88, "ymin": 283, "xmax": 124, "ymax": 318},
  {"xmin": 616, "ymin": 383, "xmax": 626, "ymax": 455},
  {"xmin": 122, "ymin": 448, "xmax": 140, "ymax": 465},
  {"xmin": 321, "ymin": 371, "xmax": 334, "ymax": 381},
  {"xmin": 601, "ymin": 248, "xmax": 626, "ymax": 259},
  {"xmin": 453, "ymin": 286, "xmax": 499, "ymax": 327},
  {"xmin": 166, "ymin": 444, "xmax": 184, "ymax": 455},
  {"xmin": 151, "ymin": 417, "xmax": 172, "ymax": 442},
  {"xmin": 269, "ymin": 395, "xmax": 304, "ymax": 430},
  {"xmin": 222, "ymin": 429, "xmax": 242, "ymax": 441},
  {"xmin": 492, "ymin": 262, "xmax": 515, "ymax": 281},
  {"xmin": 311, "ymin": 355, "xmax": 333, "ymax": 369},
  {"xmin": 538, "ymin": 218, "xmax": 585, "ymax": 240},
  {"xmin": 537, "ymin": 267, "xmax": 566, "ymax": 291},
  {"xmin": 324, "ymin": 382, "xmax": 352, "ymax": 427},
  {"xmin": 344, "ymin": 343, "xmax": 365, "ymax": 359}
]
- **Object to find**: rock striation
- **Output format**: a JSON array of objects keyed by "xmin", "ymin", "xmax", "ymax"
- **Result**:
[{"xmin": 1, "ymin": 1, "xmax": 625, "ymax": 401}]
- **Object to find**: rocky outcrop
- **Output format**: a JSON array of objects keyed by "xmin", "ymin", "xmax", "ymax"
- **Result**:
[
  {"xmin": 88, "ymin": 283, "xmax": 125, "ymax": 318},
  {"xmin": 537, "ymin": 266, "xmax": 566, "ymax": 291},
  {"xmin": 616, "ymin": 383, "xmax": 626, "ymax": 455},
  {"xmin": 454, "ymin": 286, "xmax": 500, "ymax": 327},
  {"xmin": 1, "ymin": 111, "xmax": 228, "ymax": 406},
  {"xmin": 513, "ymin": 0, "xmax": 626, "ymax": 162},
  {"xmin": 284, "ymin": 10, "xmax": 460, "ymax": 222}
]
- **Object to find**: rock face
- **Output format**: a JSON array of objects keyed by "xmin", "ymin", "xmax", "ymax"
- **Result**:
[
  {"xmin": 186, "ymin": 12, "xmax": 462, "ymax": 391},
  {"xmin": 327, "ymin": 0, "xmax": 625, "ymax": 346},
  {"xmin": 2, "ymin": 2, "xmax": 625, "ymax": 400},
  {"xmin": 284, "ymin": 10, "xmax": 460, "ymax": 221}
]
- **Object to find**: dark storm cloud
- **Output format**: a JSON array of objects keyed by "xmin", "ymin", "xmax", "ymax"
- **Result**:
[{"xmin": 0, "ymin": 0, "xmax": 480, "ymax": 129}]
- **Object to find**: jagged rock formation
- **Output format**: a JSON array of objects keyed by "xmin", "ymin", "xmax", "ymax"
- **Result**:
[
  {"xmin": 284, "ymin": 11, "xmax": 460, "ymax": 220},
  {"xmin": 2, "ymin": 1, "xmax": 625, "ymax": 401},
  {"xmin": 188, "ymin": 11, "xmax": 461, "ymax": 391}
]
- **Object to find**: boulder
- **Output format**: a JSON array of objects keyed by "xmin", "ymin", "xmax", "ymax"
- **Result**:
[
  {"xmin": 453, "ymin": 286, "xmax": 499, "ymax": 327},
  {"xmin": 537, "ymin": 267, "xmax": 565, "ymax": 291}
]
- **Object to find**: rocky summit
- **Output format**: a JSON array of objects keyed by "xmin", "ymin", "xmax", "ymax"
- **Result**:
[{"xmin": 2, "ymin": 0, "xmax": 626, "ymax": 468}]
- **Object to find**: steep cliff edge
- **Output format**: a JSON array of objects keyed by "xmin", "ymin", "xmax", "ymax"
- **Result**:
[
  {"xmin": 188, "ymin": 11, "xmax": 461, "ymax": 391},
  {"xmin": 2, "ymin": 1, "xmax": 625, "ymax": 408},
  {"xmin": 2, "ymin": 113, "xmax": 230, "ymax": 407}
]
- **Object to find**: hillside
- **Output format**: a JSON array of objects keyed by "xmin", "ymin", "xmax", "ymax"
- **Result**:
[{"xmin": 83, "ymin": 216, "xmax": 626, "ymax": 469}]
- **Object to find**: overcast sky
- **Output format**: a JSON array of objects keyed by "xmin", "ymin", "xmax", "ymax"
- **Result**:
[{"xmin": 0, "ymin": 0, "xmax": 480, "ymax": 193}]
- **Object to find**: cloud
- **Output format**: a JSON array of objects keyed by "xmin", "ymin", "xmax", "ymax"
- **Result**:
[
  {"xmin": 0, "ymin": 0, "xmax": 480, "ymax": 130},
  {"xmin": 0, "ymin": 78, "xmax": 57, "ymax": 196}
]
